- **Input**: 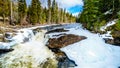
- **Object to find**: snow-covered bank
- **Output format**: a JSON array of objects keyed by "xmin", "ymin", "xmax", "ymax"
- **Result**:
[{"xmin": 100, "ymin": 20, "xmax": 117, "ymax": 39}]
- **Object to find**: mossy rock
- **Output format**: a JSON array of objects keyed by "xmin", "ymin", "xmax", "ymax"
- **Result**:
[{"xmin": 41, "ymin": 59, "xmax": 58, "ymax": 68}]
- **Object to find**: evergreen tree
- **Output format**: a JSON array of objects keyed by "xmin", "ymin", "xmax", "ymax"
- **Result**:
[
  {"xmin": 80, "ymin": 0, "xmax": 100, "ymax": 30},
  {"xmin": 18, "ymin": 0, "xmax": 27, "ymax": 25},
  {"xmin": 28, "ymin": 0, "xmax": 42, "ymax": 25},
  {"xmin": 0, "ymin": 0, "xmax": 10, "ymax": 23},
  {"xmin": 47, "ymin": 0, "xmax": 51, "ymax": 24}
]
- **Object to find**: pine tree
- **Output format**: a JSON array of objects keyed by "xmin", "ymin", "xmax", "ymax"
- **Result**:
[
  {"xmin": 47, "ymin": 0, "xmax": 51, "ymax": 24},
  {"xmin": 28, "ymin": 0, "xmax": 42, "ymax": 25},
  {"xmin": 79, "ymin": 0, "xmax": 101, "ymax": 30},
  {"xmin": 60, "ymin": 8, "xmax": 63, "ymax": 23},
  {"xmin": 0, "ymin": 0, "xmax": 10, "ymax": 24},
  {"xmin": 18, "ymin": 0, "xmax": 27, "ymax": 25}
]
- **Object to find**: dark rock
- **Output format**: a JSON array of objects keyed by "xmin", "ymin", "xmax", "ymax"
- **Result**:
[
  {"xmin": 0, "ymin": 49, "xmax": 14, "ymax": 54},
  {"xmin": 46, "ymin": 28, "xmax": 69, "ymax": 34},
  {"xmin": 55, "ymin": 51, "xmax": 77, "ymax": 68},
  {"xmin": 104, "ymin": 38, "xmax": 120, "ymax": 46},
  {"xmin": 47, "ymin": 34, "xmax": 87, "ymax": 48},
  {"xmin": 48, "ymin": 47, "xmax": 77, "ymax": 68},
  {"xmin": 5, "ymin": 33, "xmax": 12, "ymax": 39},
  {"xmin": 114, "ymin": 37, "xmax": 120, "ymax": 45},
  {"xmin": 104, "ymin": 38, "xmax": 114, "ymax": 44}
]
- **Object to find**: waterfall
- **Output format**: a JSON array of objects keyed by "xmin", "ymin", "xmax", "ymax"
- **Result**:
[{"xmin": 0, "ymin": 29, "xmax": 57, "ymax": 68}]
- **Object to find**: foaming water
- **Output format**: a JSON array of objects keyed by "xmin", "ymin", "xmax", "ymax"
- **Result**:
[{"xmin": 0, "ymin": 30, "xmax": 57, "ymax": 68}]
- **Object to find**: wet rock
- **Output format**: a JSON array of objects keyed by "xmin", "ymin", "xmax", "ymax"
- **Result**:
[
  {"xmin": 55, "ymin": 50, "xmax": 77, "ymax": 68},
  {"xmin": 41, "ymin": 58, "xmax": 58, "ymax": 68},
  {"xmin": 48, "ymin": 47, "xmax": 77, "ymax": 68},
  {"xmin": 48, "ymin": 34, "xmax": 87, "ymax": 48},
  {"xmin": 104, "ymin": 37, "xmax": 120, "ymax": 46},
  {"xmin": 46, "ymin": 28, "xmax": 69, "ymax": 34},
  {"xmin": 33, "ymin": 28, "xmax": 41, "ymax": 35},
  {"xmin": 0, "ymin": 49, "xmax": 14, "ymax": 54},
  {"xmin": 114, "ymin": 37, "xmax": 120, "ymax": 46},
  {"xmin": 104, "ymin": 38, "xmax": 114, "ymax": 44},
  {"xmin": 4, "ymin": 32, "xmax": 16, "ymax": 42}
]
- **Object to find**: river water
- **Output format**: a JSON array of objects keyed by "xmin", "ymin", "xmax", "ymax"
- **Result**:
[{"xmin": 0, "ymin": 23, "xmax": 120, "ymax": 68}]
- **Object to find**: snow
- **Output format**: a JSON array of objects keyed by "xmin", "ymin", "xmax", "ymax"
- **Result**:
[
  {"xmin": 49, "ymin": 23, "xmax": 120, "ymax": 68},
  {"xmin": 100, "ymin": 20, "xmax": 117, "ymax": 39},
  {"xmin": 100, "ymin": 31, "xmax": 113, "ymax": 39},
  {"xmin": 100, "ymin": 20, "xmax": 116, "ymax": 31}
]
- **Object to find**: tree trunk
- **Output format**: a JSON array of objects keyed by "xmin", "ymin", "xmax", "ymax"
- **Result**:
[{"xmin": 3, "ymin": 14, "xmax": 5, "ymax": 24}]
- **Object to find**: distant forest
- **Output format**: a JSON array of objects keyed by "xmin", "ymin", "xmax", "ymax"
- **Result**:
[{"xmin": 0, "ymin": 0, "xmax": 76, "ymax": 25}]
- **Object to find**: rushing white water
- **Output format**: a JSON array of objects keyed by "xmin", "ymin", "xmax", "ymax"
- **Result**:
[{"xmin": 0, "ymin": 29, "xmax": 57, "ymax": 68}]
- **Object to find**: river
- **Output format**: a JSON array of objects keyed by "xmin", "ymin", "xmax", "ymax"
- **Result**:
[{"xmin": 0, "ymin": 23, "xmax": 120, "ymax": 68}]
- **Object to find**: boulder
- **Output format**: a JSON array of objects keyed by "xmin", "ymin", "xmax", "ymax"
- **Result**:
[
  {"xmin": 104, "ymin": 38, "xmax": 120, "ymax": 46},
  {"xmin": 47, "ymin": 34, "xmax": 87, "ymax": 48},
  {"xmin": 0, "ymin": 49, "xmax": 14, "ymax": 54},
  {"xmin": 46, "ymin": 28, "xmax": 69, "ymax": 34}
]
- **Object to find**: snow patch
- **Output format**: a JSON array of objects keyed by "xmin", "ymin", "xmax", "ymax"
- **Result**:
[{"xmin": 100, "ymin": 20, "xmax": 116, "ymax": 31}]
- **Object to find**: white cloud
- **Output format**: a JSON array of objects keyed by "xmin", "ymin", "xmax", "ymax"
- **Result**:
[
  {"xmin": 40, "ymin": 0, "xmax": 83, "ymax": 8},
  {"xmin": 72, "ymin": 12, "xmax": 80, "ymax": 17},
  {"xmin": 56, "ymin": 0, "xmax": 84, "ymax": 9}
]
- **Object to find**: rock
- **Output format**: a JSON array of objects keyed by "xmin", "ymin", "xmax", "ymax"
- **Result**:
[
  {"xmin": 114, "ymin": 37, "xmax": 120, "ymax": 45},
  {"xmin": 33, "ymin": 28, "xmax": 43, "ymax": 35},
  {"xmin": 104, "ymin": 38, "xmax": 114, "ymax": 44},
  {"xmin": 41, "ymin": 58, "xmax": 58, "ymax": 68},
  {"xmin": 4, "ymin": 32, "xmax": 16, "ymax": 42},
  {"xmin": 55, "ymin": 51, "xmax": 77, "ymax": 68},
  {"xmin": 48, "ymin": 47, "xmax": 77, "ymax": 68},
  {"xmin": 0, "ymin": 49, "xmax": 14, "ymax": 54},
  {"xmin": 47, "ymin": 34, "xmax": 87, "ymax": 48},
  {"xmin": 104, "ymin": 38, "xmax": 120, "ymax": 46},
  {"xmin": 0, "ymin": 34, "xmax": 4, "ymax": 42},
  {"xmin": 46, "ymin": 28, "xmax": 69, "ymax": 34}
]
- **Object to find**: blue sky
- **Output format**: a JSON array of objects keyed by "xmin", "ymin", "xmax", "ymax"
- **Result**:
[{"xmin": 26, "ymin": 0, "xmax": 83, "ymax": 16}]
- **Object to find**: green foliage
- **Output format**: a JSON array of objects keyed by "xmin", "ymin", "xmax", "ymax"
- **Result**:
[
  {"xmin": 0, "ymin": 0, "xmax": 10, "ymax": 23},
  {"xmin": 78, "ymin": 0, "xmax": 120, "ymax": 31},
  {"xmin": 18, "ymin": 0, "xmax": 27, "ymax": 24},
  {"xmin": 28, "ymin": 0, "xmax": 42, "ymax": 25},
  {"xmin": 47, "ymin": 0, "xmax": 51, "ymax": 24},
  {"xmin": 0, "ymin": 0, "xmax": 77, "ymax": 25},
  {"xmin": 114, "ymin": 20, "xmax": 120, "ymax": 30}
]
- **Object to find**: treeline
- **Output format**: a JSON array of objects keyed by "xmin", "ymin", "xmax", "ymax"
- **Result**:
[
  {"xmin": 0, "ymin": 0, "xmax": 76, "ymax": 25},
  {"xmin": 77, "ymin": 0, "xmax": 120, "ymax": 32}
]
